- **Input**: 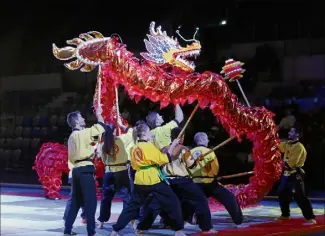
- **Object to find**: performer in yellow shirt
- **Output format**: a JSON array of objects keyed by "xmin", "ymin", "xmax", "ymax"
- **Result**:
[
  {"xmin": 63, "ymin": 107, "xmax": 105, "ymax": 236},
  {"xmin": 276, "ymin": 125, "xmax": 316, "ymax": 225},
  {"xmin": 97, "ymin": 123, "xmax": 135, "ymax": 228},
  {"xmin": 136, "ymin": 127, "xmax": 215, "ymax": 233},
  {"xmin": 146, "ymin": 104, "xmax": 184, "ymax": 150},
  {"xmin": 110, "ymin": 123, "xmax": 186, "ymax": 236},
  {"xmin": 188, "ymin": 132, "xmax": 243, "ymax": 227},
  {"xmin": 141, "ymin": 104, "xmax": 184, "ymax": 220}
]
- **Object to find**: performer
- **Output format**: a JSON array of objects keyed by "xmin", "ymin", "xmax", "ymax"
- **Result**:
[
  {"xmin": 140, "ymin": 104, "xmax": 184, "ymax": 219},
  {"xmin": 146, "ymin": 104, "xmax": 184, "ymax": 150},
  {"xmin": 110, "ymin": 123, "xmax": 186, "ymax": 236},
  {"xmin": 97, "ymin": 122, "xmax": 134, "ymax": 229},
  {"xmin": 63, "ymin": 159, "xmax": 86, "ymax": 224},
  {"xmin": 276, "ymin": 125, "xmax": 316, "ymax": 225},
  {"xmin": 63, "ymin": 107, "xmax": 105, "ymax": 236},
  {"xmin": 188, "ymin": 132, "xmax": 244, "ymax": 227},
  {"xmin": 137, "ymin": 127, "xmax": 215, "ymax": 233}
]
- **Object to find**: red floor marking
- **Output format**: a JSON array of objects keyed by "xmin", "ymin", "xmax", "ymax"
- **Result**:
[{"xmin": 188, "ymin": 215, "xmax": 325, "ymax": 236}]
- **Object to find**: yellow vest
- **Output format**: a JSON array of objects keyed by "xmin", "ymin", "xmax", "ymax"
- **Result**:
[{"xmin": 189, "ymin": 146, "xmax": 219, "ymax": 184}]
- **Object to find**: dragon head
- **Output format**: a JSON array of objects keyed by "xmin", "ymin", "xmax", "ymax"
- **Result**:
[{"xmin": 140, "ymin": 22, "xmax": 201, "ymax": 72}]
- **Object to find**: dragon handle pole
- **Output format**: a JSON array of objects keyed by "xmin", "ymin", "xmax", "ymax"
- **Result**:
[
  {"xmin": 97, "ymin": 67, "xmax": 102, "ymax": 107},
  {"xmin": 115, "ymin": 85, "xmax": 121, "ymax": 135},
  {"xmin": 177, "ymin": 104, "xmax": 199, "ymax": 139},
  {"xmin": 196, "ymin": 136, "xmax": 237, "ymax": 163},
  {"xmin": 217, "ymin": 171, "xmax": 254, "ymax": 180},
  {"xmin": 236, "ymin": 80, "xmax": 251, "ymax": 107}
]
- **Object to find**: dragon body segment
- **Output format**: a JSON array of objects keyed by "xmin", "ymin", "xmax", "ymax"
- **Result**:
[{"xmin": 51, "ymin": 22, "xmax": 282, "ymax": 207}]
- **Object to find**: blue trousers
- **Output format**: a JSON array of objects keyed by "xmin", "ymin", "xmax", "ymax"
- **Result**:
[
  {"xmin": 194, "ymin": 180, "xmax": 243, "ymax": 225},
  {"xmin": 112, "ymin": 182, "xmax": 184, "ymax": 232},
  {"xmin": 64, "ymin": 165, "xmax": 97, "ymax": 236},
  {"xmin": 97, "ymin": 169, "xmax": 131, "ymax": 222},
  {"xmin": 138, "ymin": 178, "xmax": 212, "ymax": 231},
  {"xmin": 63, "ymin": 177, "xmax": 85, "ymax": 221},
  {"xmin": 278, "ymin": 174, "xmax": 315, "ymax": 220},
  {"xmin": 127, "ymin": 166, "xmax": 141, "ymax": 218}
]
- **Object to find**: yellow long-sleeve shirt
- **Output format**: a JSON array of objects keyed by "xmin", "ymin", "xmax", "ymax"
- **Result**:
[
  {"xmin": 102, "ymin": 128, "xmax": 135, "ymax": 172},
  {"xmin": 279, "ymin": 141, "xmax": 307, "ymax": 169},
  {"xmin": 130, "ymin": 141, "xmax": 171, "ymax": 185},
  {"xmin": 188, "ymin": 146, "xmax": 219, "ymax": 184},
  {"xmin": 68, "ymin": 123, "xmax": 105, "ymax": 168},
  {"xmin": 162, "ymin": 144, "xmax": 194, "ymax": 177},
  {"xmin": 151, "ymin": 120, "xmax": 179, "ymax": 150}
]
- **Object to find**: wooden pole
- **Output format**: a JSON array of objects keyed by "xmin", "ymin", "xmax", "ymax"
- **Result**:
[
  {"xmin": 97, "ymin": 67, "xmax": 102, "ymax": 107},
  {"xmin": 114, "ymin": 86, "xmax": 121, "ymax": 135},
  {"xmin": 177, "ymin": 104, "xmax": 199, "ymax": 139},
  {"xmin": 195, "ymin": 136, "xmax": 237, "ymax": 163},
  {"xmin": 217, "ymin": 171, "xmax": 254, "ymax": 180}
]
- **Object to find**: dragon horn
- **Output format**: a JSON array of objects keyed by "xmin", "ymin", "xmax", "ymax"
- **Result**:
[
  {"xmin": 80, "ymin": 64, "xmax": 96, "ymax": 72},
  {"xmin": 88, "ymin": 31, "xmax": 104, "ymax": 38},
  {"xmin": 79, "ymin": 33, "xmax": 93, "ymax": 41},
  {"xmin": 66, "ymin": 38, "xmax": 84, "ymax": 46},
  {"xmin": 52, "ymin": 43, "xmax": 76, "ymax": 61},
  {"xmin": 64, "ymin": 60, "xmax": 83, "ymax": 70},
  {"xmin": 149, "ymin": 22, "xmax": 157, "ymax": 36}
]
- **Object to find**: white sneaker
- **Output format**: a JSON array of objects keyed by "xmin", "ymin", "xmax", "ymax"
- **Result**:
[
  {"xmin": 303, "ymin": 219, "xmax": 317, "ymax": 225},
  {"xmin": 175, "ymin": 231, "xmax": 187, "ymax": 236},
  {"xmin": 191, "ymin": 214, "xmax": 197, "ymax": 225},
  {"xmin": 130, "ymin": 220, "xmax": 137, "ymax": 230},
  {"xmin": 98, "ymin": 222, "xmax": 104, "ymax": 229},
  {"xmin": 202, "ymin": 229, "xmax": 217, "ymax": 234},
  {"xmin": 235, "ymin": 224, "xmax": 249, "ymax": 228},
  {"xmin": 130, "ymin": 220, "xmax": 143, "ymax": 235},
  {"xmin": 109, "ymin": 231, "xmax": 120, "ymax": 236}
]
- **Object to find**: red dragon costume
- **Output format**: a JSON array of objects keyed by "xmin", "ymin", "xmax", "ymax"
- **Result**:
[{"xmin": 35, "ymin": 22, "xmax": 282, "ymax": 207}]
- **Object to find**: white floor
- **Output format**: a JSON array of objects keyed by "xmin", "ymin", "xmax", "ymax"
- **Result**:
[{"xmin": 1, "ymin": 195, "xmax": 324, "ymax": 236}]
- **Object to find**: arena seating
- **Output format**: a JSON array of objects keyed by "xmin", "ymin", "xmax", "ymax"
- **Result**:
[{"xmin": 0, "ymin": 91, "xmax": 95, "ymax": 171}]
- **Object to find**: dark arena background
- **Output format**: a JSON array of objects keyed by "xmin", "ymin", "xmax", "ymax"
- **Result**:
[{"xmin": 0, "ymin": 0, "xmax": 324, "ymax": 235}]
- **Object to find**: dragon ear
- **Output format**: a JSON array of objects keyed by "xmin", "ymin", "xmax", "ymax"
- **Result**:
[
  {"xmin": 144, "ymin": 39, "xmax": 156, "ymax": 54},
  {"xmin": 140, "ymin": 53, "xmax": 164, "ymax": 64}
]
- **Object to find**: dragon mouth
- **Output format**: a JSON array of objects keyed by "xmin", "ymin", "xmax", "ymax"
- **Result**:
[{"xmin": 174, "ymin": 49, "xmax": 200, "ymax": 70}]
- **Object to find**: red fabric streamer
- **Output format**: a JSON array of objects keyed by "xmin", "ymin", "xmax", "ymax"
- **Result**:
[
  {"xmin": 32, "ymin": 142, "xmax": 69, "ymax": 199},
  {"xmin": 82, "ymin": 38, "xmax": 283, "ymax": 207}
]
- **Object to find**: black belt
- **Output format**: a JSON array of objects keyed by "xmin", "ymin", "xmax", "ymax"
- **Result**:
[
  {"xmin": 75, "ymin": 158, "xmax": 93, "ymax": 164},
  {"xmin": 166, "ymin": 175, "xmax": 190, "ymax": 178},
  {"xmin": 107, "ymin": 163, "xmax": 127, "ymax": 167},
  {"xmin": 192, "ymin": 176, "xmax": 215, "ymax": 179}
]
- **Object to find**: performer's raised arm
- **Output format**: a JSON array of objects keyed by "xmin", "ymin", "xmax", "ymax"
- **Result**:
[
  {"xmin": 146, "ymin": 105, "xmax": 184, "ymax": 150},
  {"xmin": 175, "ymin": 104, "xmax": 184, "ymax": 124}
]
